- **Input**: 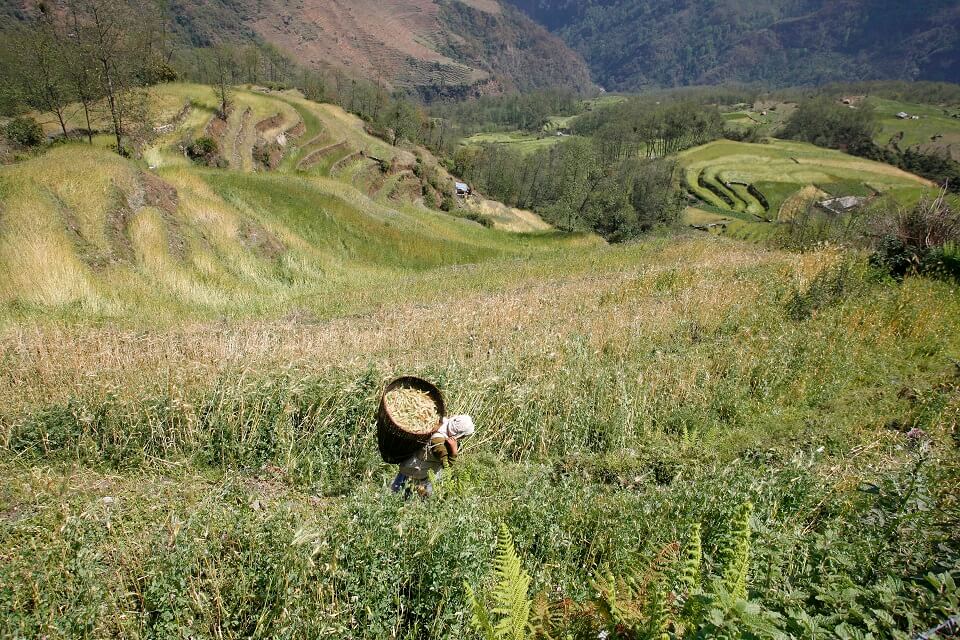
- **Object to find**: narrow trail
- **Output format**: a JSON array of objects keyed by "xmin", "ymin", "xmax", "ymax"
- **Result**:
[{"xmin": 234, "ymin": 108, "xmax": 253, "ymax": 172}]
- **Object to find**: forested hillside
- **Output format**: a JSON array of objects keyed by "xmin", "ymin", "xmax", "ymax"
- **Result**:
[
  {"xmin": 504, "ymin": 0, "xmax": 960, "ymax": 90},
  {"xmin": 0, "ymin": 0, "xmax": 595, "ymax": 98}
]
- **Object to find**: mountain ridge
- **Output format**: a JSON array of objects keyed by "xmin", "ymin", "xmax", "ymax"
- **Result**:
[{"xmin": 169, "ymin": 0, "xmax": 596, "ymax": 97}]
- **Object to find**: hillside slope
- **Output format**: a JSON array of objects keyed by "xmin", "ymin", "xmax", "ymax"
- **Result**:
[
  {"xmin": 503, "ymin": 0, "xmax": 960, "ymax": 90},
  {"xmin": 0, "ymin": 84, "xmax": 573, "ymax": 319},
  {"xmin": 163, "ymin": 0, "xmax": 594, "ymax": 97}
]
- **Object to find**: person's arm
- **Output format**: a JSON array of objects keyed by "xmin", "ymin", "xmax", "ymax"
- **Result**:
[{"xmin": 429, "ymin": 435, "xmax": 458, "ymax": 467}]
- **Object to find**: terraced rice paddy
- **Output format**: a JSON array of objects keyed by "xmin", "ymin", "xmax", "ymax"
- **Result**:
[{"xmin": 678, "ymin": 139, "xmax": 933, "ymax": 221}]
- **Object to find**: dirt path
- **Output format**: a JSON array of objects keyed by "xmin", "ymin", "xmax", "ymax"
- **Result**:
[{"xmin": 234, "ymin": 108, "xmax": 253, "ymax": 172}]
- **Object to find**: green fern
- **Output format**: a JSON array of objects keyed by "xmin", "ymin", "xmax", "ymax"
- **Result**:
[
  {"xmin": 677, "ymin": 522, "xmax": 702, "ymax": 599},
  {"xmin": 644, "ymin": 578, "xmax": 671, "ymax": 640},
  {"xmin": 465, "ymin": 524, "xmax": 533, "ymax": 640},
  {"xmin": 719, "ymin": 502, "xmax": 752, "ymax": 602}
]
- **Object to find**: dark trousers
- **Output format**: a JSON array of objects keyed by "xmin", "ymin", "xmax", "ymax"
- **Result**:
[{"xmin": 390, "ymin": 472, "xmax": 435, "ymax": 498}]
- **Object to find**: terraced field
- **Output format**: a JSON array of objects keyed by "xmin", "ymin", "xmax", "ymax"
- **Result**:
[
  {"xmin": 460, "ymin": 130, "xmax": 571, "ymax": 154},
  {"xmin": 679, "ymin": 139, "xmax": 934, "ymax": 222},
  {"xmin": 869, "ymin": 97, "xmax": 960, "ymax": 161},
  {"xmin": 0, "ymin": 84, "xmax": 560, "ymax": 316}
]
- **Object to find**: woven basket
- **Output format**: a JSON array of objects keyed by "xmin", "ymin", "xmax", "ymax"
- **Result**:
[{"xmin": 376, "ymin": 376, "xmax": 445, "ymax": 464}]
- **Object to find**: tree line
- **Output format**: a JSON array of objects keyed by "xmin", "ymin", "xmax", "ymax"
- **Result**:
[
  {"xmin": 0, "ymin": 0, "xmax": 177, "ymax": 154},
  {"xmin": 429, "ymin": 90, "xmax": 580, "ymax": 134},
  {"xmin": 781, "ymin": 98, "xmax": 960, "ymax": 192},
  {"xmin": 453, "ymin": 137, "xmax": 684, "ymax": 241},
  {"xmin": 574, "ymin": 99, "xmax": 725, "ymax": 160},
  {"xmin": 0, "ymin": 2, "xmax": 452, "ymax": 157}
]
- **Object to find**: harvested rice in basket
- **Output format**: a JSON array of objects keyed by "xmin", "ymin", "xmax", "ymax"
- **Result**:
[{"xmin": 384, "ymin": 387, "xmax": 440, "ymax": 435}]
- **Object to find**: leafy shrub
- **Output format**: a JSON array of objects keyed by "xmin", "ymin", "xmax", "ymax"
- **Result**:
[
  {"xmin": 422, "ymin": 187, "xmax": 439, "ymax": 210},
  {"xmin": 441, "ymin": 193, "xmax": 457, "ymax": 212},
  {"xmin": 869, "ymin": 190, "xmax": 960, "ymax": 280},
  {"xmin": 461, "ymin": 211, "xmax": 493, "ymax": 228},
  {"xmin": 4, "ymin": 116, "xmax": 44, "ymax": 147},
  {"xmin": 187, "ymin": 136, "xmax": 219, "ymax": 164}
]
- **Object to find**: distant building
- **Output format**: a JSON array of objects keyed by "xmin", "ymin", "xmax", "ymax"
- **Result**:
[
  {"xmin": 818, "ymin": 196, "xmax": 865, "ymax": 215},
  {"xmin": 455, "ymin": 181, "xmax": 471, "ymax": 196},
  {"xmin": 896, "ymin": 112, "xmax": 910, "ymax": 120}
]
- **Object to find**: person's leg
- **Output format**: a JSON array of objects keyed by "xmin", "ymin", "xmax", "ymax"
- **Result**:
[{"xmin": 390, "ymin": 473, "xmax": 408, "ymax": 493}]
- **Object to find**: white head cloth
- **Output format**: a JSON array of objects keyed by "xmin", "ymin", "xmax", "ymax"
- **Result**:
[{"xmin": 440, "ymin": 414, "xmax": 475, "ymax": 440}]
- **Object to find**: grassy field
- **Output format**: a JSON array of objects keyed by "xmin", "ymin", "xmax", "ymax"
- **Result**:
[
  {"xmin": 460, "ymin": 130, "xmax": 572, "ymax": 155},
  {"xmin": 721, "ymin": 101, "xmax": 797, "ymax": 136},
  {"xmin": 2, "ymin": 228, "xmax": 959, "ymax": 637},
  {"xmin": 2, "ymin": 86, "xmax": 960, "ymax": 639},
  {"xmin": 868, "ymin": 97, "xmax": 960, "ymax": 160}
]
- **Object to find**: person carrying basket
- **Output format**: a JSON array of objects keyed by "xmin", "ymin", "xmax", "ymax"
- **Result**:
[{"xmin": 390, "ymin": 414, "xmax": 475, "ymax": 498}]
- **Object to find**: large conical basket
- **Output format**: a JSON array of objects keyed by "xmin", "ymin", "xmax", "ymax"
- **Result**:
[{"xmin": 377, "ymin": 376, "xmax": 445, "ymax": 464}]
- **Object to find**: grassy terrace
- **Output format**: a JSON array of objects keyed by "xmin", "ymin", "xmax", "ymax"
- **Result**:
[
  {"xmin": 460, "ymin": 130, "xmax": 571, "ymax": 155},
  {"xmin": 869, "ymin": 97, "xmax": 960, "ymax": 155}
]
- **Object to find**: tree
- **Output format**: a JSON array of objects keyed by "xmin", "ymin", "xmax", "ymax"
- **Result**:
[
  {"xmin": 14, "ymin": 7, "xmax": 72, "ymax": 138},
  {"xmin": 62, "ymin": 2, "xmax": 103, "ymax": 145},
  {"xmin": 212, "ymin": 45, "xmax": 235, "ymax": 117},
  {"xmin": 386, "ymin": 96, "xmax": 421, "ymax": 146},
  {"xmin": 72, "ymin": 0, "xmax": 140, "ymax": 154}
]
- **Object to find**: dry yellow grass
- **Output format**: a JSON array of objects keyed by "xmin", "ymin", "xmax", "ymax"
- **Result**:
[
  {"xmin": 778, "ymin": 185, "xmax": 830, "ymax": 221},
  {"xmin": 0, "ymin": 236, "xmax": 807, "ymax": 410},
  {"xmin": 464, "ymin": 197, "xmax": 552, "ymax": 232}
]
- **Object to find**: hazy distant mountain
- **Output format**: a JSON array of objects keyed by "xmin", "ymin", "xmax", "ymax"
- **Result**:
[{"xmin": 502, "ymin": 0, "xmax": 960, "ymax": 90}]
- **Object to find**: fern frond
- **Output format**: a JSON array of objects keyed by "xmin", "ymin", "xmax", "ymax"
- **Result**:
[
  {"xmin": 719, "ymin": 502, "xmax": 752, "ymax": 602},
  {"xmin": 465, "ymin": 581, "xmax": 497, "ymax": 640},
  {"xmin": 644, "ymin": 578, "xmax": 671, "ymax": 640},
  {"xmin": 465, "ymin": 524, "xmax": 533, "ymax": 640},
  {"xmin": 678, "ymin": 523, "xmax": 702, "ymax": 595},
  {"xmin": 491, "ymin": 524, "xmax": 532, "ymax": 640}
]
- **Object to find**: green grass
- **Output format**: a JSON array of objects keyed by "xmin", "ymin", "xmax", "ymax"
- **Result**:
[
  {"xmin": 460, "ymin": 131, "xmax": 570, "ymax": 154},
  {"xmin": 868, "ymin": 96, "xmax": 960, "ymax": 156},
  {"xmin": 3, "ymin": 85, "xmax": 960, "ymax": 639}
]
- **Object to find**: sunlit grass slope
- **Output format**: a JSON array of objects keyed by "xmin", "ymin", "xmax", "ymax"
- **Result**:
[
  {"xmin": 1, "ymin": 234, "xmax": 959, "ymax": 637},
  {"xmin": 0, "ymin": 144, "xmax": 581, "ymax": 322}
]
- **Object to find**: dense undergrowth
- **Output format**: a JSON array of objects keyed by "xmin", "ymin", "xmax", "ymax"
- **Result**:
[{"xmin": 1, "ymin": 236, "xmax": 959, "ymax": 638}]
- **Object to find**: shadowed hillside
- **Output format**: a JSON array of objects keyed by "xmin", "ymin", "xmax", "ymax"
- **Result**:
[
  {"xmin": 137, "ymin": 0, "xmax": 595, "ymax": 97},
  {"xmin": 504, "ymin": 0, "xmax": 960, "ymax": 90}
]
